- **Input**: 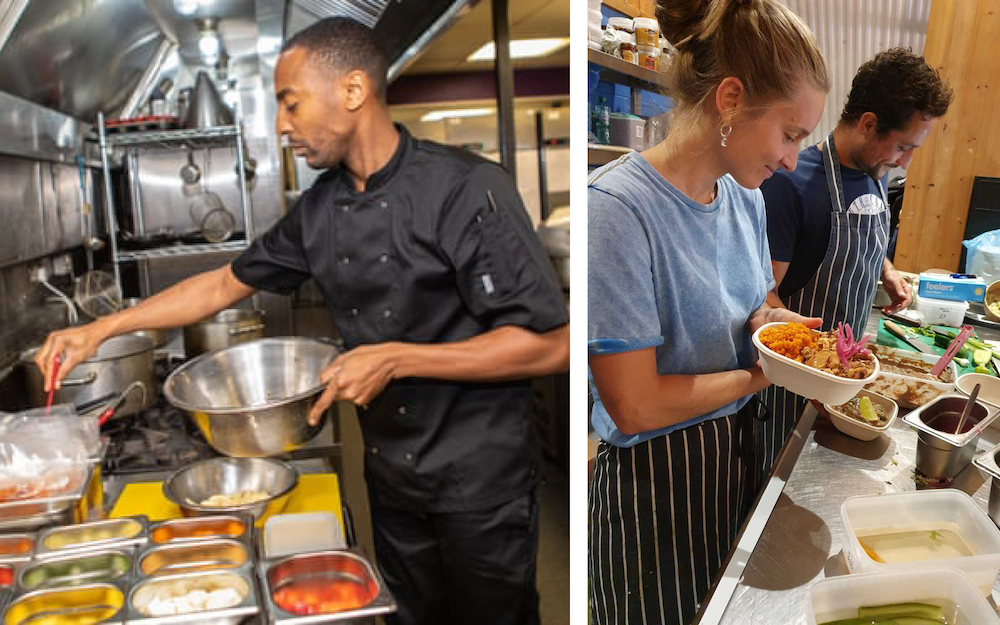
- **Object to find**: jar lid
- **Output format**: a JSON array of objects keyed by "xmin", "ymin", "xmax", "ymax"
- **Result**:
[
  {"xmin": 637, "ymin": 44, "xmax": 661, "ymax": 53},
  {"xmin": 607, "ymin": 17, "xmax": 633, "ymax": 30},
  {"xmin": 633, "ymin": 17, "xmax": 659, "ymax": 31},
  {"xmin": 625, "ymin": 33, "xmax": 637, "ymax": 44}
]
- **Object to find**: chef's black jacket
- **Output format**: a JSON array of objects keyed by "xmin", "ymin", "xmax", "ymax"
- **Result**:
[{"xmin": 232, "ymin": 125, "xmax": 568, "ymax": 513}]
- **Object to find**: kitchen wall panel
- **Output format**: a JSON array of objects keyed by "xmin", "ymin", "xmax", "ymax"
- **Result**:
[
  {"xmin": 894, "ymin": 0, "xmax": 1000, "ymax": 273},
  {"xmin": 779, "ymin": 0, "xmax": 932, "ymax": 149}
]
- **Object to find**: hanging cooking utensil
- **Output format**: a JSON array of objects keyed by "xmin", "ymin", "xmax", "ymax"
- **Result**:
[
  {"xmin": 73, "ymin": 270, "xmax": 122, "ymax": 319},
  {"xmin": 180, "ymin": 147, "xmax": 201, "ymax": 184},
  {"xmin": 188, "ymin": 148, "xmax": 234, "ymax": 243}
]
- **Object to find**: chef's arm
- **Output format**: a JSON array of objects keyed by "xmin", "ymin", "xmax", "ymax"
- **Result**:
[
  {"xmin": 392, "ymin": 324, "xmax": 569, "ymax": 381},
  {"xmin": 589, "ymin": 348, "xmax": 769, "ymax": 435},
  {"xmin": 765, "ymin": 260, "xmax": 790, "ymax": 309},
  {"xmin": 35, "ymin": 265, "xmax": 254, "ymax": 390}
]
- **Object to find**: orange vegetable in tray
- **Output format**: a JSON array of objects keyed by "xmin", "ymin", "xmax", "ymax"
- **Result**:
[
  {"xmin": 273, "ymin": 578, "xmax": 372, "ymax": 615},
  {"xmin": 0, "ymin": 566, "xmax": 13, "ymax": 587}
]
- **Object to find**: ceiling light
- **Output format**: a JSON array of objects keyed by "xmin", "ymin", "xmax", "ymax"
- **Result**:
[
  {"xmin": 174, "ymin": 0, "xmax": 200, "ymax": 15},
  {"xmin": 199, "ymin": 18, "xmax": 221, "ymax": 65},
  {"xmin": 467, "ymin": 38, "xmax": 570, "ymax": 62},
  {"xmin": 420, "ymin": 108, "xmax": 494, "ymax": 123}
]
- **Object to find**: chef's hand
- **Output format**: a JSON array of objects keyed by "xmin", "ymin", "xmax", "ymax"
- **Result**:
[
  {"xmin": 34, "ymin": 322, "xmax": 111, "ymax": 392},
  {"xmin": 881, "ymin": 266, "xmax": 913, "ymax": 315},
  {"xmin": 307, "ymin": 343, "xmax": 403, "ymax": 425},
  {"xmin": 748, "ymin": 306, "xmax": 822, "ymax": 335}
]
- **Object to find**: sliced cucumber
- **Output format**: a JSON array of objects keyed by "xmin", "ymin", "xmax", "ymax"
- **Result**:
[{"xmin": 858, "ymin": 602, "xmax": 945, "ymax": 621}]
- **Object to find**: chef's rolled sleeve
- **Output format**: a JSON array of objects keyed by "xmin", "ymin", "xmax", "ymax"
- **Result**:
[
  {"xmin": 231, "ymin": 199, "xmax": 312, "ymax": 295},
  {"xmin": 439, "ymin": 163, "xmax": 568, "ymax": 334}
]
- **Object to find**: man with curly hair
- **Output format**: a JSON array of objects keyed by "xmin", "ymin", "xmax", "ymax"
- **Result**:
[{"xmin": 757, "ymin": 47, "xmax": 953, "ymax": 453}]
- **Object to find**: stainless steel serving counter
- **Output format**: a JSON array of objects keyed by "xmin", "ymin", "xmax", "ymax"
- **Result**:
[{"xmin": 695, "ymin": 310, "xmax": 1000, "ymax": 624}]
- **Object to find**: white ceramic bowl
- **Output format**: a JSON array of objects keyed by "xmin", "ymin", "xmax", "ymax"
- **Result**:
[
  {"xmin": 752, "ymin": 322, "xmax": 880, "ymax": 405},
  {"xmin": 823, "ymin": 389, "xmax": 898, "ymax": 442}
]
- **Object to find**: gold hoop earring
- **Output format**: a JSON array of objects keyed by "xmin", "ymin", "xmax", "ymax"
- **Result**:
[{"xmin": 720, "ymin": 124, "xmax": 733, "ymax": 147}]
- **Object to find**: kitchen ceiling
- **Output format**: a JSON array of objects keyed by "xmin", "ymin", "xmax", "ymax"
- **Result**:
[{"xmin": 401, "ymin": 0, "xmax": 569, "ymax": 75}]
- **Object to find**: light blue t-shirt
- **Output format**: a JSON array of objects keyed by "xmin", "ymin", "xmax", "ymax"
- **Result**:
[{"xmin": 588, "ymin": 153, "xmax": 775, "ymax": 447}]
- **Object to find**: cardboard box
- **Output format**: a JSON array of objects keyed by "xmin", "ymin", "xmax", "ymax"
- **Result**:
[
  {"xmin": 639, "ymin": 0, "xmax": 656, "ymax": 17},
  {"xmin": 917, "ymin": 273, "xmax": 986, "ymax": 303}
]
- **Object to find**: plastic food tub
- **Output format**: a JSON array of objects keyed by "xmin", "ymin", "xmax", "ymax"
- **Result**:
[
  {"xmin": 840, "ymin": 490, "xmax": 1000, "ymax": 595},
  {"xmin": 823, "ymin": 389, "xmax": 898, "ymax": 442},
  {"xmin": 752, "ymin": 322, "xmax": 880, "ymax": 405},
  {"xmin": 956, "ymin": 372, "xmax": 1000, "ymax": 430},
  {"xmin": 807, "ymin": 567, "xmax": 1000, "ymax": 625}
]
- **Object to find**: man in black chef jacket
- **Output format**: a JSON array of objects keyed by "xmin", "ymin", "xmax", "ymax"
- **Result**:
[{"xmin": 36, "ymin": 17, "xmax": 569, "ymax": 625}]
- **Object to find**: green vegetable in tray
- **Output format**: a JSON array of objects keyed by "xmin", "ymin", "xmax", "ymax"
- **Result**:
[
  {"xmin": 819, "ymin": 602, "xmax": 947, "ymax": 625},
  {"xmin": 974, "ymin": 349, "xmax": 992, "ymax": 367}
]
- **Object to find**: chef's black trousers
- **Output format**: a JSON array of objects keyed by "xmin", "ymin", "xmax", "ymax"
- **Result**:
[{"xmin": 371, "ymin": 490, "xmax": 540, "ymax": 625}]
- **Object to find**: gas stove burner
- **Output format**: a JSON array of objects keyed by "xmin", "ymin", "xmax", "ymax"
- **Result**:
[{"xmin": 102, "ymin": 358, "xmax": 219, "ymax": 475}]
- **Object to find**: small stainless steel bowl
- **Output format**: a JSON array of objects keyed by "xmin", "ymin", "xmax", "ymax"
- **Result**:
[{"xmin": 163, "ymin": 457, "xmax": 298, "ymax": 522}]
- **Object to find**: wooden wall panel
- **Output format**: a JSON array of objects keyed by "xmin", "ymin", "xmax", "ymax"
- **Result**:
[{"xmin": 895, "ymin": 0, "xmax": 1000, "ymax": 273}]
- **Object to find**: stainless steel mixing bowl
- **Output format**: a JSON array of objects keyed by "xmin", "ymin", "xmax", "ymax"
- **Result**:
[
  {"xmin": 163, "ymin": 457, "xmax": 298, "ymax": 522},
  {"xmin": 163, "ymin": 337, "xmax": 338, "ymax": 457}
]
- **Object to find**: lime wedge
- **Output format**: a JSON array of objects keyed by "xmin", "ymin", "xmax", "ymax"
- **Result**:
[{"xmin": 859, "ymin": 396, "xmax": 878, "ymax": 422}]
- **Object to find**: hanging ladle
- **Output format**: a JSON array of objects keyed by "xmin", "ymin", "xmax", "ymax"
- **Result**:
[
  {"xmin": 180, "ymin": 147, "xmax": 201, "ymax": 184},
  {"xmin": 955, "ymin": 383, "xmax": 981, "ymax": 435}
]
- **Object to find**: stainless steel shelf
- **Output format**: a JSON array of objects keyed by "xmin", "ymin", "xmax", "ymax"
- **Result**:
[
  {"xmin": 588, "ymin": 143, "xmax": 633, "ymax": 167},
  {"xmin": 108, "ymin": 125, "xmax": 240, "ymax": 149},
  {"xmin": 588, "ymin": 48, "xmax": 665, "ymax": 88},
  {"xmin": 115, "ymin": 240, "xmax": 249, "ymax": 261}
]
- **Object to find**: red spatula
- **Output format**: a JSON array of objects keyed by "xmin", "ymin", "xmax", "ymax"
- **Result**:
[{"xmin": 45, "ymin": 354, "xmax": 62, "ymax": 413}]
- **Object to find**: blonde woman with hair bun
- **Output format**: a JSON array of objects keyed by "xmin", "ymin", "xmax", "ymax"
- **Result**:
[{"xmin": 588, "ymin": 0, "xmax": 829, "ymax": 622}]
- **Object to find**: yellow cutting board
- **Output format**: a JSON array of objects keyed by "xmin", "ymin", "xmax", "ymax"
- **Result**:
[{"xmin": 109, "ymin": 473, "xmax": 344, "ymax": 531}]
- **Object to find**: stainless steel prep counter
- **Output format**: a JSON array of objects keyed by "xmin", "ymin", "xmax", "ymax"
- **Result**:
[{"xmin": 695, "ymin": 310, "xmax": 1000, "ymax": 624}]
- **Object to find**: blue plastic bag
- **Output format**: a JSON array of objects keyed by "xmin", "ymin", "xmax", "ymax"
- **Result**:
[{"xmin": 964, "ymin": 230, "xmax": 1000, "ymax": 283}]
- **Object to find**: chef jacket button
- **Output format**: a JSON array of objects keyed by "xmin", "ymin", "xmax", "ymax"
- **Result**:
[
  {"xmin": 349, "ymin": 308, "xmax": 359, "ymax": 317},
  {"xmin": 398, "ymin": 406, "xmax": 407, "ymax": 415},
  {"xmin": 379, "ymin": 254, "xmax": 389, "ymax": 263},
  {"xmin": 405, "ymin": 453, "xmax": 414, "ymax": 462},
  {"xmin": 380, "ymin": 200, "xmax": 388, "ymax": 209},
  {"xmin": 341, "ymin": 205, "xmax": 349, "ymax": 213},
  {"xmin": 370, "ymin": 446, "xmax": 379, "ymax": 455},
  {"xmin": 341, "ymin": 256, "xmax": 350, "ymax": 264},
  {"xmin": 382, "ymin": 309, "xmax": 392, "ymax": 318}
]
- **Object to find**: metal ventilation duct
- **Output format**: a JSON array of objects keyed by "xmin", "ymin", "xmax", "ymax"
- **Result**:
[{"xmin": 294, "ymin": 0, "xmax": 390, "ymax": 28}]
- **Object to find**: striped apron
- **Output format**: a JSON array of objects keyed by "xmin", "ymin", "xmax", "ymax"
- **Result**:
[
  {"xmin": 758, "ymin": 130, "xmax": 891, "ymax": 472},
  {"xmin": 588, "ymin": 397, "xmax": 771, "ymax": 625}
]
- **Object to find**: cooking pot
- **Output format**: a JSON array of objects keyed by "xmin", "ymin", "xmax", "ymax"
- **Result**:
[
  {"xmin": 24, "ymin": 334, "xmax": 155, "ymax": 417},
  {"xmin": 184, "ymin": 309, "xmax": 265, "ymax": 359}
]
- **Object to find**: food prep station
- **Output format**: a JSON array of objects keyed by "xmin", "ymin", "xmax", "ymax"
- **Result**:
[{"xmin": 694, "ymin": 308, "xmax": 1000, "ymax": 624}]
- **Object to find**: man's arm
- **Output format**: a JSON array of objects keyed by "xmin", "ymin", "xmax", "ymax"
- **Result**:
[
  {"xmin": 35, "ymin": 265, "xmax": 255, "ymax": 390},
  {"xmin": 307, "ymin": 324, "xmax": 569, "ymax": 423}
]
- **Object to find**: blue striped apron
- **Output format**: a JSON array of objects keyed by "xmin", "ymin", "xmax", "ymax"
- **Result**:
[{"xmin": 757, "ymin": 130, "xmax": 890, "ymax": 473}]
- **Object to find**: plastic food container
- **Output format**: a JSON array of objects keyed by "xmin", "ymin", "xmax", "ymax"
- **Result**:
[
  {"xmin": 973, "ymin": 440, "xmax": 1000, "ymax": 529},
  {"xmin": 606, "ymin": 17, "xmax": 633, "ymax": 35},
  {"xmin": 866, "ymin": 344, "xmax": 958, "ymax": 409},
  {"xmin": 619, "ymin": 33, "xmax": 638, "ymax": 64},
  {"xmin": 807, "ymin": 567, "xmax": 1000, "ymax": 625},
  {"xmin": 841, "ymin": 490, "xmax": 1000, "ymax": 595},
  {"xmin": 608, "ymin": 113, "xmax": 646, "ymax": 150},
  {"xmin": 264, "ymin": 512, "xmax": 346, "ymax": 559},
  {"xmin": 633, "ymin": 17, "xmax": 660, "ymax": 47},
  {"xmin": 637, "ymin": 44, "xmax": 660, "ymax": 71},
  {"xmin": 912, "ymin": 293, "xmax": 969, "ymax": 327},
  {"xmin": 752, "ymin": 322, "xmax": 880, "ymax": 405},
  {"xmin": 823, "ymin": 389, "xmax": 898, "ymax": 442}
]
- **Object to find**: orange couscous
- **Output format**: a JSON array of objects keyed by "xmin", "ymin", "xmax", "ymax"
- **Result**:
[{"xmin": 758, "ymin": 323, "xmax": 816, "ymax": 362}]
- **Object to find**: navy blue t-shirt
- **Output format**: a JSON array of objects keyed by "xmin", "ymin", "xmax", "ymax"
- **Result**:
[{"xmin": 761, "ymin": 145, "xmax": 889, "ymax": 299}]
